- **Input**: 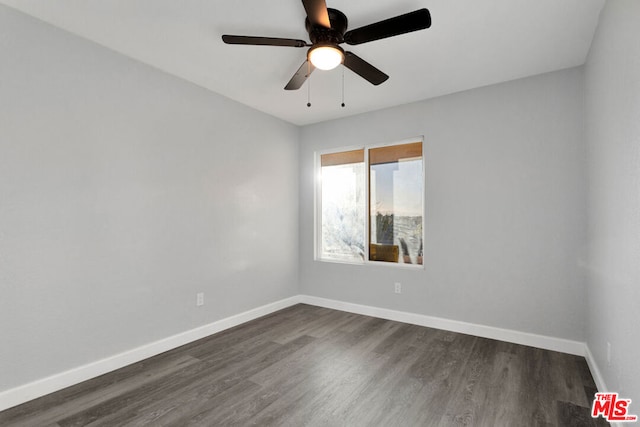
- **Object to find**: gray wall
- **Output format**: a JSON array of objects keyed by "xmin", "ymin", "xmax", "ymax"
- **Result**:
[
  {"xmin": 300, "ymin": 68, "xmax": 587, "ymax": 342},
  {"xmin": 5, "ymin": 0, "xmax": 639, "ymax": 405},
  {"xmin": 584, "ymin": 0, "xmax": 640, "ymax": 403},
  {"xmin": 0, "ymin": 6, "xmax": 299, "ymax": 392}
]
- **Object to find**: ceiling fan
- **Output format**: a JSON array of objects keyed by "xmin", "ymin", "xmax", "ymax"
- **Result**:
[{"xmin": 222, "ymin": 0, "xmax": 431, "ymax": 90}]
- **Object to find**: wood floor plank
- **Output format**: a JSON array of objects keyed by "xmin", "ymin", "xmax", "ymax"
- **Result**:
[
  {"xmin": 334, "ymin": 344, "xmax": 423, "ymax": 425},
  {"xmin": 0, "ymin": 355, "xmax": 200, "ymax": 427},
  {"xmin": 0, "ymin": 304, "xmax": 606, "ymax": 426},
  {"xmin": 557, "ymin": 400, "xmax": 600, "ymax": 427},
  {"xmin": 256, "ymin": 350, "xmax": 390, "ymax": 426},
  {"xmin": 184, "ymin": 380, "xmax": 281, "ymax": 426},
  {"xmin": 518, "ymin": 345, "xmax": 560, "ymax": 426},
  {"xmin": 438, "ymin": 337, "xmax": 499, "ymax": 426},
  {"xmin": 474, "ymin": 350, "xmax": 530, "ymax": 427},
  {"xmin": 89, "ymin": 336, "xmax": 313, "ymax": 427},
  {"xmin": 248, "ymin": 328, "xmax": 354, "ymax": 388},
  {"xmin": 404, "ymin": 334, "xmax": 481, "ymax": 426}
]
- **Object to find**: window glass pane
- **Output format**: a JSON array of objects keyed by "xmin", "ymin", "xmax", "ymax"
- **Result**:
[
  {"xmin": 369, "ymin": 143, "xmax": 423, "ymax": 264},
  {"xmin": 320, "ymin": 152, "xmax": 365, "ymax": 262}
]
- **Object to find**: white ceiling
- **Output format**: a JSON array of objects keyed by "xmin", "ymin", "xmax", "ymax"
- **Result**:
[{"xmin": 1, "ymin": 0, "xmax": 605, "ymax": 126}]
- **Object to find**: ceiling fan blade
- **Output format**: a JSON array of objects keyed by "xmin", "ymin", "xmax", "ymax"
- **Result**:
[
  {"xmin": 301, "ymin": 0, "xmax": 331, "ymax": 28},
  {"xmin": 344, "ymin": 8, "xmax": 431, "ymax": 45},
  {"xmin": 285, "ymin": 60, "xmax": 316, "ymax": 90},
  {"xmin": 222, "ymin": 35, "xmax": 308, "ymax": 48},
  {"xmin": 343, "ymin": 52, "xmax": 388, "ymax": 86}
]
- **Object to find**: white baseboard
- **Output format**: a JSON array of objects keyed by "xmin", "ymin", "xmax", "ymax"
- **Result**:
[
  {"xmin": 0, "ymin": 295, "xmax": 302, "ymax": 412},
  {"xmin": 584, "ymin": 345, "xmax": 609, "ymax": 392},
  {"xmin": 299, "ymin": 295, "xmax": 586, "ymax": 356},
  {"xmin": 583, "ymin": 346, "xmax": 624, "ymax": 426},
  {"xmin": 2, "ymin": 294, "xmax": 603, "ymax": 414}
]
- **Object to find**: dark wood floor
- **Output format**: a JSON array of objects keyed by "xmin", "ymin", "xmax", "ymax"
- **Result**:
[{"xmin": 0, "ymin": 304, "xmax": 608, "ymax": 426}]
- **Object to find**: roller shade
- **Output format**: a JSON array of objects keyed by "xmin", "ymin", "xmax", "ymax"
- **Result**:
[
  {"xmin": 369, "ymin": 142, "xmax": 422, "ymax": 165},
  {"xmin": 321, "ymin": 149, "xmax": 364, "ymax": 167}
]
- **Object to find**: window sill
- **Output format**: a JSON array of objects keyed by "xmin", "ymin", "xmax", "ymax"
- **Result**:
[{"xmin": 315, "ymin": 258, "xmax": 425, "ymax": 270}]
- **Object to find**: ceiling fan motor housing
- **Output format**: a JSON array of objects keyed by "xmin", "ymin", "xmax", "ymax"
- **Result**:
[{"xmin": 306, "ymin": 8, "xmax": 348, "ymax": 45}]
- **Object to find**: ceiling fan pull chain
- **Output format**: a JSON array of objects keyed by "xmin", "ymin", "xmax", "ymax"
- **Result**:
[
  {"xmin": 341, "ymin": 65, "xmax": 346, "ymax": 108},
  {"xmin": 307, "ymin": 61, "xmax": 312, "ymax": 107}
]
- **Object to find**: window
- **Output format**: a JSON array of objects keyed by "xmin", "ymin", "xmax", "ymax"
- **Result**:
[
  {"xmin": 319, "ymin": 149, "xmax": 366, "ymax": 262},
  {"xmin": 317, "ymin": 140, "xmax": 423, "ymax": 266}
]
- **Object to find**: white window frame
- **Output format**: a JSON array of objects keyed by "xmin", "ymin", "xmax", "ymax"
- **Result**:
[{"xmin": 315, "ymin": 137, "xmax": 425, "ymax": 269}]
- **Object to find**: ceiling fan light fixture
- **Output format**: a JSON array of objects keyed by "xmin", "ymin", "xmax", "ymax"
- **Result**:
[{"xmin": 308, "ymin": 45, "xmax": 344, "ymax": 70}]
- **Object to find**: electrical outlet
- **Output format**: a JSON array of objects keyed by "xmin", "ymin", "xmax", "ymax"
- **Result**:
[
  {"xmin": 394, "ymin": 282, "xmax": 401, "ymax": 294},
  {"xmin": 607, "ymin": 342, "xmax": 611, "ymax": 366},
  {"xmin": 196, "ymin": 292, "xmax": 204, "ymax": 306}
]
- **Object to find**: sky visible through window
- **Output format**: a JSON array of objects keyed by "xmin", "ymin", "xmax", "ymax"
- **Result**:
[{"xmin": 370, "ymin": 159, "xmax": 423, "ymax": 217}]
